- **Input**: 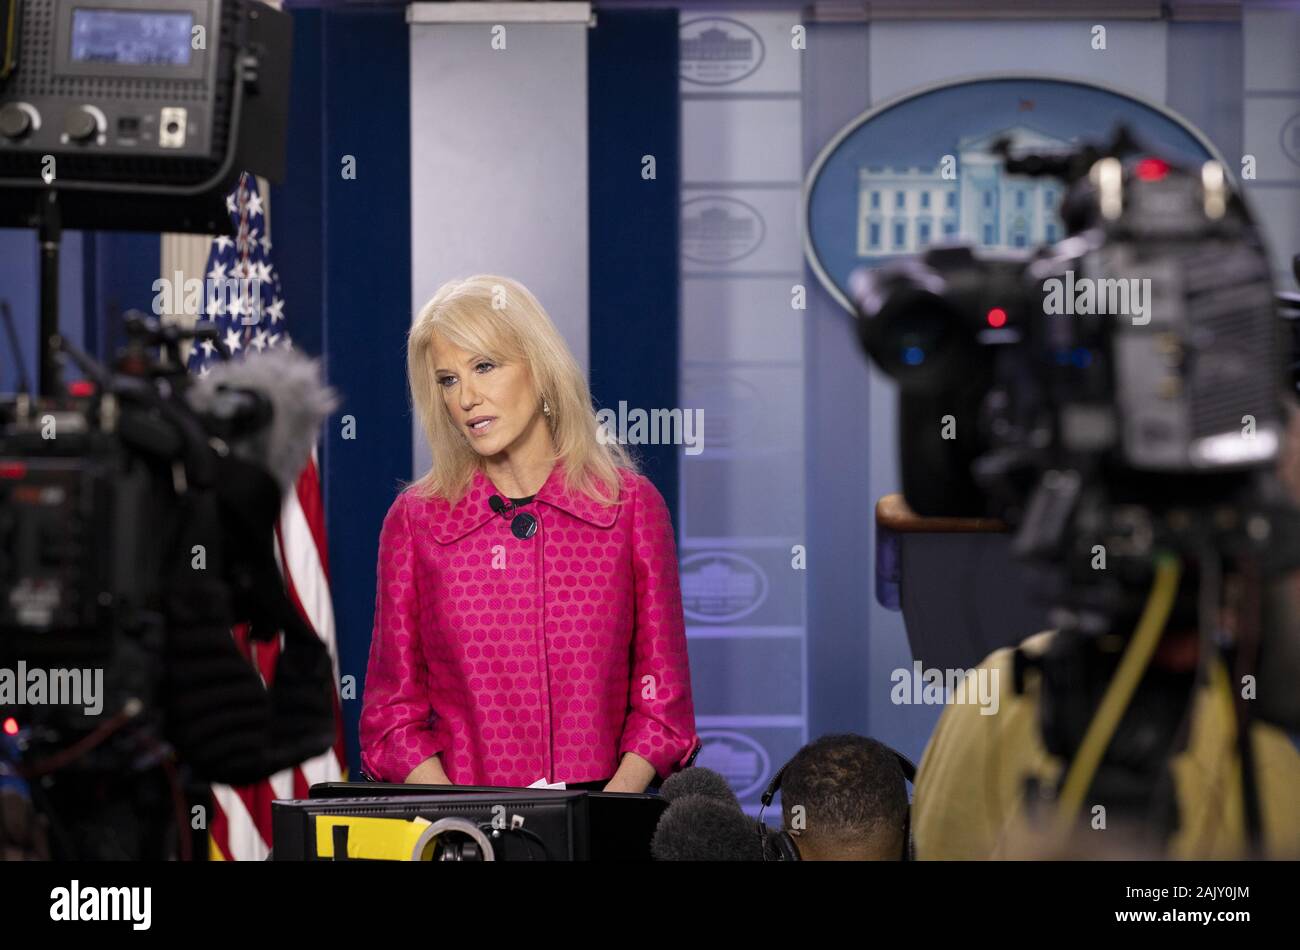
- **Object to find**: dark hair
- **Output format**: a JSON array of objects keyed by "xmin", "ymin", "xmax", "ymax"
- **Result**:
[{"xmin": 779, "ymin": 734, "xmax": 908, "ymax": 852}]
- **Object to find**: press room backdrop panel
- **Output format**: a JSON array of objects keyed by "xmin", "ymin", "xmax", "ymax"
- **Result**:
[
  {"xmin": 408, "ymin": 9, "xmax": 590, "ymax": 479},
  {"xmin": 677, "ymin": 10, "xmax": 809, "ymax": 814},
  {"xmin": 1242, "ymin": 4, "xmax": 1300, "ymax": 294}
]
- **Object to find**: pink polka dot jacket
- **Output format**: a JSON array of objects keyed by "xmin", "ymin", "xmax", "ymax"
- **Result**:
[{"xmin": 360, "ymin": 461, "xmax": 700, "ymax": 787}]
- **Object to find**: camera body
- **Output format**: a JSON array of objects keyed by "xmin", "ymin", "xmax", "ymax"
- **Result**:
[
  {"xmin": 855, "ymin": 141, "xmax": 1300, "ymax": 850},
  {"xmin": 0, "ymin": 392, "xmax": 171, "ymax": 763},
  {"xmin": 853, "ymin": 152, "xmax": 1284, "ymax": 518},
  {"xmin": 0, "ymin": 1, "xmax": 319, "ymax": 859},
  {"xmin": 0, "ymin": 322, "xmax": 339, "ymax": 858},
  {"xmin": 852, "ymin": 151, "xmax": 1288, "ymax": 611},
  {"xmin": 0, "ymin": 396, "xmax": 172, "ymax": 641}
]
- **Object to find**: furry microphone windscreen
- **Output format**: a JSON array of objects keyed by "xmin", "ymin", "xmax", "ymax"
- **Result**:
[
  {"xmin": 659, "ymin": 767, "xmax": 742, "ymax": 807},
  {"xmin": 185, "ymin": 348, "xmax": 339, "ymax": 493},
  {"xmin": 651, "ymin": 794, "xmax": 766, "ymax": 861}
]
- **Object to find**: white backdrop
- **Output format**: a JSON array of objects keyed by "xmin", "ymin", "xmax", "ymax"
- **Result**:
[{"xmin": 408, "ymin": 3, "xmax": 591, "ymax": 478}]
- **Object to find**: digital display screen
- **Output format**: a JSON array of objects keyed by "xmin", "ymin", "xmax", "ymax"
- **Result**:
[{"xmin": 69, "ymin": 9, "xmax": 194, "ymax": 66}]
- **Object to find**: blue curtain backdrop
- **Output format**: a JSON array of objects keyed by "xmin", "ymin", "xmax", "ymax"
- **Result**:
[
  {"xmin": 588, "ymin": 9, "xmax": 682, "ymax": 527},
  {"xmin": 276, "ymin": 4, "xmax": 412, "ymax": 776}
]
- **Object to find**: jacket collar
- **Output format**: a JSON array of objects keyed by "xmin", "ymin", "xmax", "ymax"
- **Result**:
[{"xmin": 429, "ymin": 461, "xmax": 619, "ymax": 544}]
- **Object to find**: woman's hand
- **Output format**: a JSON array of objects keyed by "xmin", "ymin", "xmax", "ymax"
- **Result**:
[
  {"xmin": 404, "ymin": 755, "xmax": 453, "ymax": 785},
  {"xmin": 602, "ymin": 752, "xmax": 657, "ymax": 793}
]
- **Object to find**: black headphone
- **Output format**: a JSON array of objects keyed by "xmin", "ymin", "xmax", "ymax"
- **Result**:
[{"xmin": 757, "ymin": 744, "xmax": 918, "ymax": 861}]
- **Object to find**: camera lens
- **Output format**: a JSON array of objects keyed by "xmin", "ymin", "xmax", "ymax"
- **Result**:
[{"xmin": 850, "ymin": 263, "xmax": 967, "ymax": 388}]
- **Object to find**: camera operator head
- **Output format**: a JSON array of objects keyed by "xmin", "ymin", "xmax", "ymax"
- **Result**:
[{"xmin": 778, "ymin": 734, "xmax": 909, "ymax": 861}]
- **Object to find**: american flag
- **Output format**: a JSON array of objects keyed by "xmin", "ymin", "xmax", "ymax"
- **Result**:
[{"xmin": 189, "ymin": 172, "xmax": 346, "ymax": 860}]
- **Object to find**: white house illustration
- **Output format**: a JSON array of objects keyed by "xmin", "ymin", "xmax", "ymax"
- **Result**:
[
  {"xmin": 856, "ymin": 125, "xmax": 1072, "ymax": 257},
  {"xmin": 682, "ymin": 26, "xmax": 755, "ymax": 65}
]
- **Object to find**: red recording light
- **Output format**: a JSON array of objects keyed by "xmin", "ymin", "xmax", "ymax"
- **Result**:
[
  {"xmin": 1135, "ymin": 157, "xmax": 1169, "ymax": 181},
  {"xmin": 68, "ymin": 380, "xmax": 96, "ymax": 398},
  {"xmin": 986, "ymin": 307, "xmax": 1008, "ymax": 328},
  {"xmin": 2, "ymin": 717, "xmax": 18, "ymax": 736}
]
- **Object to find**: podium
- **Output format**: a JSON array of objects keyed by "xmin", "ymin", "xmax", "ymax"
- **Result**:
[
  {"xmin": 875, "ymin": 493, "xmax": 1050, "ymax": 671},
  {"xmin": 271, "ymin": 782, "xmax": 666, "ymax": 861}
]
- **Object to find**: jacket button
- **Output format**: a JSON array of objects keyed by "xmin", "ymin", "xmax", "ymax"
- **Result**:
[{"xmin": 512, "ymin": 512, "xmax": 538, "ymax": 540}]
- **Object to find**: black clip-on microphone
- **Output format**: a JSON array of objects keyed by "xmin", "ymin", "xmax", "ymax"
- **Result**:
[{"xmin": 489, "ymin": 494, "xmax": 538, "ymax": 540}]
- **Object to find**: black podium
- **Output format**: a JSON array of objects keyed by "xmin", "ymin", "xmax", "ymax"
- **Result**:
[
  {"xmin": 875, "ymin": 493, "xmax": 1050, "ymax": 671},
  {"xmin": 271, "ymin": 782, "xmax": 666, "ymax": 862}
]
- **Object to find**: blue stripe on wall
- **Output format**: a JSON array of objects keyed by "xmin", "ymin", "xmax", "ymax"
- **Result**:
[
  {"xmin": 587, "ymin": 9, "xmax": 681, "ymax": 526},
  {"xmin": 270, "ymin": 9, "xmax": 325, "ymax": 369},
  {"xmin": 317, "ymin": 7, "xmax": 412, "ymax": 776},
  {"xmin": 0, "ymin": 227, "xmax": 156, "ymax": 389},
  {"xmin": 84, "ymin": 232, "xmax": 161, "ymax": 362},
  {"xmin": 801, "ymin": 24, "xmax": 890, "ymax": 748},
  {"xmin": 0, "ymin": 229, "xmax": 79, "ymax": 389}
]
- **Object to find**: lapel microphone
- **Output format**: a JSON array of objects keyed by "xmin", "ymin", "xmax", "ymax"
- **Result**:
[{"xmin": 489, "ymin": 494, "xmax": 538, "ymax": 540}]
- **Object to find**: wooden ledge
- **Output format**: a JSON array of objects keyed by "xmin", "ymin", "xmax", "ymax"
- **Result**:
[{"xmin": 875, "ymin": 493, "xmax": 1008, "ymax": 534}]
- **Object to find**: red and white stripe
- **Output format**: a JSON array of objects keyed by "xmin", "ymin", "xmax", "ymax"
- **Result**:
[{"xmin": 209, "ymin": 448, "xmax": 345, "ymax": 861}]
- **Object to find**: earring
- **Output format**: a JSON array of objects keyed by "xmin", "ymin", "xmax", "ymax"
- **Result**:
[{"xmin": 543, "ymin": 396, "xmax": 551, "ymax": 416}]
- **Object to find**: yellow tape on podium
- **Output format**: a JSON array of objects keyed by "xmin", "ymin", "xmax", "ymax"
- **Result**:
[{"xmin": 313, "ymin": 815, "xmax": 495, "ymax": 861}]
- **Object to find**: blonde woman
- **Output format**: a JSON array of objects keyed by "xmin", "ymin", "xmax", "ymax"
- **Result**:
[{"xmin": 360, "ymin": 275, "xmax": 700, "ymax": 792}]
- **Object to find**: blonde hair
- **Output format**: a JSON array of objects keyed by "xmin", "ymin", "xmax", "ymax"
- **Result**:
[{"xmin": 407, "ymin": 274, "xmax": 637, "ymax": 505}]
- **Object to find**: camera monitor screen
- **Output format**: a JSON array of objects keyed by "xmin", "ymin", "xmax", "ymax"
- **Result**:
[{"xmin": 69, "ymin": 8, "xmax": 194, "ymax": 66}]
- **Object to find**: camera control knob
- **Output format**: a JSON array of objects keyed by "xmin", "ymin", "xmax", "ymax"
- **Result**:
[
  {"xmin": 0, "ymin": 104, "xmax": 33, "ymax": 140},
  {"xmin": 64, "ymin": 107, "xmax": 99, "ymax": 143}
]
